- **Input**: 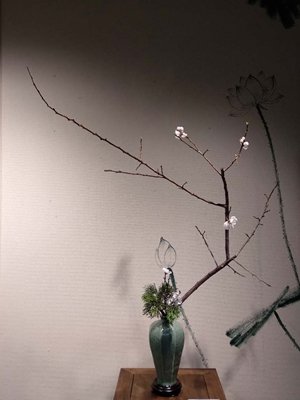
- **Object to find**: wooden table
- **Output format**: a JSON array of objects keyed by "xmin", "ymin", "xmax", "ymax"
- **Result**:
[{"xmin": 113, "ymin": 368, "xmax": 227, "ymax": 399}]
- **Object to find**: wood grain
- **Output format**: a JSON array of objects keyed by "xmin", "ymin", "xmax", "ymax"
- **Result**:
[{"xmin": 113, "ymin": 368, "xmax": 227, "ymax": 400}]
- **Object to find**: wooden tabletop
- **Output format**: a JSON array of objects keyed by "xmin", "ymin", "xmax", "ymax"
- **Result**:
[{"xmin": 113, "ymin": 368, "xmax": 227, "ymax": 399}]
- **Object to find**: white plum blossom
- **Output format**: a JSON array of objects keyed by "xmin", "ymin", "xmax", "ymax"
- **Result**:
[
  {"xmin": 223, "ymin": 221, "xmax": 230, "ymax": 230},
  {"xmin": 166, "ymin": 289, "xmax": 182, "ymax": 306},
  {"xmin": 174, "ymin": 126, "xmax": 188, "ymax": 139},
  {"xmin": 162, "ymin": 267, "xmax": 173, "ymax": 278},
  {"xmin": 224, "ymin": 216, "xmax": 238, "ymax": 230},
  {"xmin": 239, "ymin": 136, "xmax": 249, "ymax": 150}
]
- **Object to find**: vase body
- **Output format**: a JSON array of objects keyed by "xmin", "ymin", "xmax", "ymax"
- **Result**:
[{"xmin": 149, "ymin": 318, "xmax": 184, "ymax": 397}]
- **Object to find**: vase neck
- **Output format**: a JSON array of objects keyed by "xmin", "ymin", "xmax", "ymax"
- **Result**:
[{"xmin": 161, "ymin": 318, "xmax": 172, "ymax": 326}]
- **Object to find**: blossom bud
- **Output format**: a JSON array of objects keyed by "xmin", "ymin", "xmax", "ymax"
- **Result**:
[{"xmin": 242, "ymin": 141, "xmax": 249, "ymax": 150}]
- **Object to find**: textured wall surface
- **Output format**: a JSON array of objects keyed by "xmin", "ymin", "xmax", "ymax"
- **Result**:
[{"xmin": 1, "ymin": 1, "xmax": 300, "ymax": 399}]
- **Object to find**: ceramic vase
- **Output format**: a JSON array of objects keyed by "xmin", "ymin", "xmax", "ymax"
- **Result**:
[{"xmin": 149, "ymin": 318, "xmax": 184, "ymax": 397}]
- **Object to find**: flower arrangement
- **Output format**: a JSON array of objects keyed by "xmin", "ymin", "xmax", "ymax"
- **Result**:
[
  {"xmin": 142, "ymin": 237, "xmax": 182, "ymax": 324},
  {"xmin": 27, "ymin": 68, "xmax": 300, "ymax": 356}
]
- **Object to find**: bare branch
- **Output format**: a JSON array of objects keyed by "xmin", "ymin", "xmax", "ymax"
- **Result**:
[
  {"xmin": 27, "ymin": 67, "xmax": 225, "ymax": 209},
  {"xmin": 135, "ymin": 162, "xmax": 143, "ymax": 171},
  {"xmin": 181, "ymin": 255, "xmax": 237, "ymax": 303},
  {"xmin": 139, "ymin": 137, "xmax": 143, "ymax": 159},
  {"xmin": 233, "ymin": 259, "xmax": 271, "ymax": 287},
  {"xmin": 104, "ymin": 169, "xmax": 162, "ymax": 178},
  {"xmin": 237, "ymin": 185, "xmax": 277, "ymax": 256},
  {"xmin": 184, "ymin": 184, "xmax": 275, "ymax": 302},
  {"xmin": 28, "ymin": 69, "xmax": 277, "ymax": 301},
  {"xmin": 178, "ymin": 136, "xmax": 221, "ymax": 175},
  {"xmin": 224, "ymin": 121, "xmax": 249, "ymax": 172},
  {"xmin": 180, "ymin": 307, "xmax": 209, "ymax": 367},
  {"xmin": 227, "ymin": 264, "xmax": 246, "ymax": 277},
  {"xmin": 221, "ymin": 168, "xmax": 230, "ymax": 259},
  {"xmin": 195, "ymin": 226, "xmax": 218, "ymax": 267}
]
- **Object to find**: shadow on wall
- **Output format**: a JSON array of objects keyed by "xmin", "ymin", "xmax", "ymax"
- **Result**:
[
  {"xmin": 248, "ymin": 0, "xmax": 300, "ymax": 28},
  {"xmin": 111, "ymin": 255, "xmax": 132, "ymax": 298},
  {"xmin": 222, "ymin": 343, "xmax": 255, "ymax": 398}
]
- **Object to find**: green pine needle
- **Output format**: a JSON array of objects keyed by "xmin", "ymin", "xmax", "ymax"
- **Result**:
[{"xmin": 142, "ymin": 282, "xmax": 181, "ymax": 324}]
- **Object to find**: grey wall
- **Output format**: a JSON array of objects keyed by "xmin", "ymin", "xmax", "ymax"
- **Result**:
[{"xmin": 1, "ymin": 1, "xmax": 300, "ymax": 399}]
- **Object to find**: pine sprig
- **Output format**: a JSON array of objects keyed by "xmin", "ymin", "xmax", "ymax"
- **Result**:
[{"xmin": 142, "ymin": 282, "xmax": 181, "ymax": 324}]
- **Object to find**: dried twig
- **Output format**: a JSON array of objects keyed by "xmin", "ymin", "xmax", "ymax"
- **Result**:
[
  {"xmin": 105, "ymin": 169, "xmax": 162, "ymax": 178},
  {"xmin": 27, "ymin": 67, "xmax": 225, "ymax": 209},
  {"xmin": 195, "ymin": 227, "xmax": 218, "ymax": 267},
  {"xmin": 237, "ymin": 185, "xmax": 277, "ymax": 257},
  {"xmin": 233, "ymin": 259, "xmax": 271, "ymax": 287},
  {"xmin": 178, "ymin": 136, "xmax": 221, "ymax": 175},
  {"xmin": 139, "ymin": 137, "xmax": 143, "ymax": 159},
  {"xmin": 28, "ymin": 67, "xmax": 277, "ymax": 316},
  {"xmin": 221, "ymin": 168, "xmax": 230, "ymax": 259},
  {"xmin": 181, "ymin": 255, "xmax": 237, "ymax": 303},
  {"xmin": 180, "ymin": 307, "xmax": 209, "ymax": 367},
  {"xmin": 224, "ymin": 121, "xmax": 249, "ymax": 171},
  {"xmin": 227, "ymin": 264, "xmax": 246, "ymax": 277}
]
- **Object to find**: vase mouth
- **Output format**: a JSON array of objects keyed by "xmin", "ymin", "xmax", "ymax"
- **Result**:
[
  {"xmin": 160, "ymin": 317, "xmax": 180, "ymax": 325},
  {"xmin": 159, "ymin": 318, "xmax": 172, "ymax": 326}
]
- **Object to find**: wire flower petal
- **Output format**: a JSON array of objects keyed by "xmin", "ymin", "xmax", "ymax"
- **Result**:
[{"xmin": 155, "ymin": 237, "xmax": 177, "ymax": 269}]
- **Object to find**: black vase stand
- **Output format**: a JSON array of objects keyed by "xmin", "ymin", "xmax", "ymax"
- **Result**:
[{"xmin": 151, "ymin": 378, "xmax": 182, "ymax": 397}]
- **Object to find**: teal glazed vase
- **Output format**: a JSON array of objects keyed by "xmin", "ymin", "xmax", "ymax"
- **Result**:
[{"xmin": 149, "ymin": 318, "xmax": 184, "ymax": 397}]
